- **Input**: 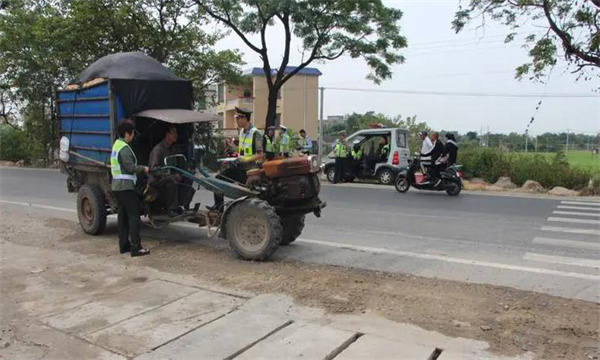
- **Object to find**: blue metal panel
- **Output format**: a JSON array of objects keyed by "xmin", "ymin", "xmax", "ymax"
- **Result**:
[
  {"xmin": 57, "ymin": 82, "xmax": 113, "ymax": 166},
  {"xmin": 115, "ymin": 95, "xmax": 126, "ymax": 122}
]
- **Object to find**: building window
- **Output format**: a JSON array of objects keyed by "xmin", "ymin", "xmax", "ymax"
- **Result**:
[{"xmin": 217, "ymin": 84, "xmax": 224, "ymax": 103}]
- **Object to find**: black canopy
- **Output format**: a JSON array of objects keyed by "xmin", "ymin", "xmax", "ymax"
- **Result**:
[{"xmin": 76, "ymin": 52, "xmax": 193, "ymax": 117}]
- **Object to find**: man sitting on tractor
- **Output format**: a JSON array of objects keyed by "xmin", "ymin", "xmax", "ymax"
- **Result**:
[{"xmin": 207, "ymin": 107, "xmax": 263, "ymax": 211}]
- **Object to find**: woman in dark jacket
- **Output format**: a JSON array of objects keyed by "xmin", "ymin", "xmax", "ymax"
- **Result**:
[{"xmin": 439, "ymin": 133, "xmax": 458, "ymax": 166}]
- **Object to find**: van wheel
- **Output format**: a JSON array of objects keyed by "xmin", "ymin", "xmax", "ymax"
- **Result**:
[
  {"xmin": 378, "ymin": 169, "xmax": 394, "ymax": 185},
  {"xmin": 326, "ymin": 166, "xmax": 336, "ymax": 183},
  {"xmin": 77, "ymin": 184, "xmax": 107, "ymax": 235}
]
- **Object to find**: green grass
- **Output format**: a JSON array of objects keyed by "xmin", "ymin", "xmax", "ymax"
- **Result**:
[{"xmin": 520, "ymin": 151, "xmax": 600, "ymax": 173}]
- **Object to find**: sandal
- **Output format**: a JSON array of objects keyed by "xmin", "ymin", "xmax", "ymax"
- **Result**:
[{"xmin": 131, "ymin": 248, "xmax": 150, "ymax": 257}]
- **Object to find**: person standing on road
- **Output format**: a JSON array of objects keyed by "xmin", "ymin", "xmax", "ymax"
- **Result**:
[
  {"xmin": 208, "ymin": 107, "xmax": 263, "ymax": 211},
  {"xmin": 278, "ymin": 125, "xmax": 291, "ymax": 157},
  {"xmin": 263, "ymin": 126, "xmax": 277, "ymax": 161},
  {"xmin": 298, "ymin": 129, "xmax": 313, "ymax": 155},
  {"xmin": 111, "ymin": 119, "xmax": 150, "ymax": 257},
  {"xmin": 333, "ymin": 130, "xmax": 349, "ymax": 184}
]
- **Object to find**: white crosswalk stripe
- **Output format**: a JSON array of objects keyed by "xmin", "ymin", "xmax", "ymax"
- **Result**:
[
  {"xmin": 524, "ymin": 253, "xmax": 600, "ymax": 269},
  {"xmin": 560, "ymin": 201, "xmax": 600, "ymax": 207},
  {"xmin": 533, "ymin": 237, "xmax": 600, "ymax": 251},
  {"xmin": 553, "ymin": 211, "xmax": 600, "ymax": 217},
  {"xmin": 557, "ymin": 205, "xmax": 600, "ymax": 211},
  {"xmin": 547, "ymin": 217, "xmax": 600, "ymax": 225},
  {"xmin": 540, "ymin": 226, "xmax": 600, "ymax": 236}
]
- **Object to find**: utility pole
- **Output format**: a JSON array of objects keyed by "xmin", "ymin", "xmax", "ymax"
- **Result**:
[
  {"xmin": 535, "ymin": 136, "xmax": 538, "ymax": 152},
  {"xmin": 318, "ymin": 87, "xmax": 324, "ymax": 162},
  {"xmin": 566, "ymin": 129, "xmax": 569, "ymax": 153},
  {"xmin": 525, "ymin": 130, "xmax": 528, "ymax": 153},
  {"xmin": 587, "ymin": 135, "xmax": 591, "ymax": 151}
]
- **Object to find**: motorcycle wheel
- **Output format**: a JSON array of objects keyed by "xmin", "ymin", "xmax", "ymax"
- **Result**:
[
  {"xmin": 395, "ymin": 176, "xmax": 410, "ymax": 193},
  {"xmin": 445, "ymin": 181, "xmax": 461, "ymax": 196}
]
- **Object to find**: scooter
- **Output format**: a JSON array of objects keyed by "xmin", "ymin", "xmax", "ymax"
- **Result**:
[{"xmin": 394, "ymin": 156, "xmax": 463, "ymax": 196}]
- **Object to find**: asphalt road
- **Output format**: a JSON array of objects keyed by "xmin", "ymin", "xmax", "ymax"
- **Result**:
[{"xmin": 1, "ymin": 167, "xmax": 599, "ymax": 302}]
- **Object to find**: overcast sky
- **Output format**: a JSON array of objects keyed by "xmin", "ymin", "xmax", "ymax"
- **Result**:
[{"xmin": 214, "ymin": 0, "xmax": 599, "ymax": 135}]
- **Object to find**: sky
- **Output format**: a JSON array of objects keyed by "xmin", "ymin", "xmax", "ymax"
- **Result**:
[{"xmin": 214, "ymin": 0, "xmax": 599, "ymax": 135}]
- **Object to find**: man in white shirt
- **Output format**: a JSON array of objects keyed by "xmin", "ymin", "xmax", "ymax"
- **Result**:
[{"xmin": 420, "ymin": 131, "xmax": 433, "ymax": 155}]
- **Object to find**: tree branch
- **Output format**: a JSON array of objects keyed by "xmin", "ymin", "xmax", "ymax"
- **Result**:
[
  {"xmin": 274, "ymin": 13, "xmax": 292, "ymax": 88},
  {"xmin": 543, "ymin": 0, "xmax": 600, "ymax": 66},
  {"xmin": 194, "ymin": 1, "xmax": 263, "ymax": 54}
]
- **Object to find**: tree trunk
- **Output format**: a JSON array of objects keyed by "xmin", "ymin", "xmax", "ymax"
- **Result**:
[{"xmin": 265, "ymin": 87, "xmax": 279, "ymax": 128}]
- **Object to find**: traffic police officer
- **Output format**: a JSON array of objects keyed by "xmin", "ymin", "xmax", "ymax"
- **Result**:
[{"xmin": 333, "ymin": 130, "xmax": 349, "ymax": 184}]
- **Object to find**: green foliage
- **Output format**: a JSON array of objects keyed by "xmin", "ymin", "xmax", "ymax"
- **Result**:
[
  {"xmin": 452, "ymin": 0, "xmax": 599, "ymax": 81},
  {"xmin": 0, "ymin": 0, "xmax": 244, "ymax": 161},
  {"xmin": 196, "ymin": 0, "xmax": 407, "ymax": 126},
  {"xmin": 459, "ymin": 148, "xmax": 592, "ymax": 190},
  {"xmin": 0, "ymin": 126, "xmax": 30, "ymax": 162}
]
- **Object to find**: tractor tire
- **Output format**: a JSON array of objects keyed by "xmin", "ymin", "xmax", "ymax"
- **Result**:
[
  {"xmin": 280, "ymin": 215, "xmax": 305, "ymax": 246},
  {"xmin": 77, "ymin": 184, "xmax": 107, "ymax": 235},
  {"xmin": 225, "ymin": 198, "xmax": 282, "ymax": 261}
]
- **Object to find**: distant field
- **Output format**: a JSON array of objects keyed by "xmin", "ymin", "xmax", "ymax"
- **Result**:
[{"xmin": 520, "ymin": 151, "xmax": 600, "ymax": 172}]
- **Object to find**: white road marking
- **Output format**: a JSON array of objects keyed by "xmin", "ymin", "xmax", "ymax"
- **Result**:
[
  {"xmin": 547, "ymin": 217, "xmax": 600, "ymax": 225},
  {"xmin": 557, "ymin": 205, "xmax": 600, "ymax": 211},
  {"xmin": 296, "ymin": 238, "xmax": 600, "ymax": 281},
  {"xmin": 533, "ymin": 237, "xmax": 600, "ymax": 251},
  {"xmin": 553, "ymin": 211, "xmax": 600, "ymax": 217},
  {"xmin": 560, "ymin": 201, "xmax": 600, "ymax": 207},
  {"xmin": 524, "ymin": 253, "xmax": 600, "ymax": 269},
  {"xmin": 541, "ymin": 226, "xmax": 600, "ymax": 236},
  {"xmin": 0, "ymin": 200, "xmax": 76, "ymax": 213}
]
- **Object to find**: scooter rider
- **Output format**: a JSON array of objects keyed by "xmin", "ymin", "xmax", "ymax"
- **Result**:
[
  {"xmin": 422, "ymin": 131, "xmax": 444, "ymax": 186},
  {"xmin": 208, "ymin": 107, "xmax": 263, "ymax": 211},
  {"xmin": 436, "ymin": 133, "xmax": 458, "ymax": 168}
]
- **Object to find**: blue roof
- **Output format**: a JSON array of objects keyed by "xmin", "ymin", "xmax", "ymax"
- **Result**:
[{"xmin": 245, "ymin": 66, "xmax": 322, "ymax": 77}]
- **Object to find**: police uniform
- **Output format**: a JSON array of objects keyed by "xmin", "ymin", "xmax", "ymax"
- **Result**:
[
  {"xmin": 333, "ymin": 131, "xmax": 349, "ymax": 184},
  {"xmin": 263, "ymin": 126, "xmax": 277, "ymax": 160},
  {"xmin": 210, "ymin": 107, "xmax": 262, "ymax": 209}
]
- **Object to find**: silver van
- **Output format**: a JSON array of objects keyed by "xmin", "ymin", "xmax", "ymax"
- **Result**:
[{"xmin": 324, "ymin": 128, "xmax": 410, "ymax": 185}]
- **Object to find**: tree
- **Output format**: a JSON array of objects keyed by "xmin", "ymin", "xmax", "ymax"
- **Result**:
[
  {"xmin": 452, "ymin": 0, "xmax": 600, "ymax": 81},
  {"xmin": 391, "ymin": 115, "xmax": 430, "ymax": 152},
  {"xmin": 195, "ymin": 0, "xmax": 407, "ymax": 127},
  {"xmin": 0, "ymin": 0, "xmax": 243, "ymax": 162}
]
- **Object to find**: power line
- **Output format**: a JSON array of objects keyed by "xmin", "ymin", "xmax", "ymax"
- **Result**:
[{"xmin": 323, "ymin": 87, "xmax": 598, "ymax": 98}]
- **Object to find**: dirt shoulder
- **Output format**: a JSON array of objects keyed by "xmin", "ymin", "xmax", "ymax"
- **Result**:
[{"xmin": 1, "ymin": 206, "xmax": 598, "ymax": 360}]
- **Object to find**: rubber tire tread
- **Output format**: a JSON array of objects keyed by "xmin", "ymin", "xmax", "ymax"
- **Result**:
[
  {"xmin": 77, "ymin": 184, "xmax": 107, "ymax": 235},
  {"xmin": 225, "ymin": 198, "xmax": 282, "ymax": 261},
  {"xmin": 280, "ymin": 215, "xmax": 305, "ymax": 246}
]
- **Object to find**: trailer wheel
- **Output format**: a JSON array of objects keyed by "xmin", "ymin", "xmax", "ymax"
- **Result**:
[
  {"xmin": 77, "ymin": 184, "xmax": 107, "ymax": 235},
  {"xmin": 225, "ymin": 198, "xmax": 282, "ymax": 261},
  {"xmin": 280, "ymin": 215, "xmax": 305, "ymax": 246}
]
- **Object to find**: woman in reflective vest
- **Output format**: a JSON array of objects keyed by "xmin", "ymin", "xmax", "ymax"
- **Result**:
[
  {"xmin": 263, "ymin": 126, "xmax": 277, "ymax": 160},
  {"xmin": 110, "ymin": 120, "xmax": 149, "ymax": 257}
]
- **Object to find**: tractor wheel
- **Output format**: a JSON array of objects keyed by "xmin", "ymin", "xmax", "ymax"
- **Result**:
[
  {"xmin": 225, "ymin": 198, "xmax": 282, "ymax": 261},
  {"xmin": 280, "ymin": 215, "xmax": 305, "ymax": 246},
  {"xmin": 77, "ymin": 184, "xmax": 107, "ymax": 235}
]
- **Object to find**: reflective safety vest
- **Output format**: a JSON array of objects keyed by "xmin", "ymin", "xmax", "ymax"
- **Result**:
[
  {"xmin": 281, "ymin": 133, "xmax": 291, "ymax": 153},
  {"xmin": 265, "ymin": 136, "xmax": 274, "ymax": 153},
  {"xmin": 351, "ymin": 148, "xmax": 363, "ymax": 160},
  {"xmin": 334, "ymin": 140, "xmax": 347, "ymax": 158},
  {"xmin": 239, "ymin": 125, "xmax": 257, "ymax": 159},
  {"xmin": 111, "ymin": 139, "xmax": 137, "ymax": 184},
  {"xmin": 382, "ymin": 143, "xmax": 391, "ymax": 157}
]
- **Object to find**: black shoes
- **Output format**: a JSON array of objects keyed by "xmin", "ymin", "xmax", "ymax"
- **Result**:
[
  {"xmin": 119, "ymin": 247, "xmax": 131, "ymax": 254},
  {"xmin": 131, "ymin": 248, "xmax": 150, "ymax": 257}
]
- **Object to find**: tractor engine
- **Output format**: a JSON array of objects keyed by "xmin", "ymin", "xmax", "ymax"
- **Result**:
[{"xmin": 247, "ymin": 156, "xmax": 321, "ymax": 207}]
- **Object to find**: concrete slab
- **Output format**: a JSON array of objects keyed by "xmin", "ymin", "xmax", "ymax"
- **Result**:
[
  {"xmin": 42, "ymin": 280, "xmax": 197, "ymax": 335},
  {"xmin": 335, "ymin": 335, "xmax": 435, "ymax": 360},
  {"xmin": 0, "ymin": 323, "xmax": 126, "ymax": 360},
  {"xmin": 85, "ymin": 289, "xmax": 244, "ymax": 357},
  {"xmin": 135, "ymin": 309, "xmax": 291, "ymax": 360},
  {"xmin": 236, "ymin": 322, "xmax": 357, "ymax": 360}
]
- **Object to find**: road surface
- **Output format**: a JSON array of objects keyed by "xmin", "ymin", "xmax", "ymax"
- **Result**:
[{"xmin": 1, "ymin": 167, "xmax": 598, "ymax": 301}]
